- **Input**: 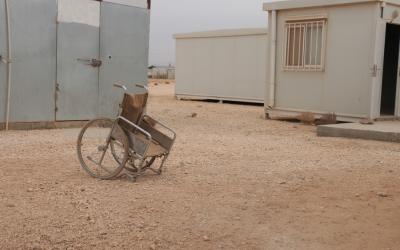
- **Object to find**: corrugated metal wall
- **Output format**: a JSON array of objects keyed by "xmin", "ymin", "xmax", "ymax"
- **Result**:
[
  {"xmin": 99, "ymin": 2, "xmax": 150, "ymax": 118},
  {"xmin": 0, "ymin": 0, "xmax": 150, "ymax": 127},
  {"xmin": 56, "ymin": 0, "xmax": 100, "ymax": 121},
  {"xmin": 9, "ymin": 0, "xmax": 57, "ymax": 122}
]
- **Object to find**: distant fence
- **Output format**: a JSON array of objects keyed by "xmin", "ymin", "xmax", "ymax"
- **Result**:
[{"xmin": 148, "ymin": 67, "xmax": 175, "ymax": 79}]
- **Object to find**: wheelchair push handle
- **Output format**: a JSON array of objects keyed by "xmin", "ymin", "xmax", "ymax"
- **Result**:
[
  {"xmin": 135, "ymin": 84, "xmax": 149, "ymax": 91},
  {"xmin": 113, "ymin": 82, "xmax": 128, "ymax": 91},
  {"xmin": 113, "ymin": 82, "xmax": 148, "ymax": 92}
]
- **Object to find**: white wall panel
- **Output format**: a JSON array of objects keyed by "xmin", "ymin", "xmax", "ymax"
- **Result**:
[
  {"xmin": 105, "ymin": 0, "xmax": 148, "ymax": 9},
  {"xmin": 58, "ymin": 0, "xmax": 100, "ymax": 27},
  {"xmin": 175, "ymin": 29, "xmax": 268, "ymax": 103}
]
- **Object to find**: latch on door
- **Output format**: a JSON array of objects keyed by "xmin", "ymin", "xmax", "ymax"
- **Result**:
[
  {"xmin": 77, "ymin": 58, "xmax": 102, "ymax": 67},
  {"xmin": 0, "ymin": 55, "xmax": 11, "ymax": 64}
]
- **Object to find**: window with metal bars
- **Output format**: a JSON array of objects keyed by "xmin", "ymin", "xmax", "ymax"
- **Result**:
[{"xmin": 283, "ymin": 19, "xmax": 327, "ymax": 71}]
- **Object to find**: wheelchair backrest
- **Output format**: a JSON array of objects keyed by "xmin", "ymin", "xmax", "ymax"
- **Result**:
[{"xmin": 120, "ymin": 93, "xmax": 148, "ymax": 124}]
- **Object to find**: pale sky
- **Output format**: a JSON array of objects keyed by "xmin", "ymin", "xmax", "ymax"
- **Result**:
[{"xmin": 149, "ymin": 0, "xmax": 268, "ymax": 66}]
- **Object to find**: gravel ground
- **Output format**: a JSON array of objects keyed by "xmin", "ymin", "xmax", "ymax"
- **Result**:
[{"xmin": 1, "ymin": 83, "xmax": 400, "ymax": 250}]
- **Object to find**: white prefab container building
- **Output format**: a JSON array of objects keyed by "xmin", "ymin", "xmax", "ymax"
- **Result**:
[
  {"xmin": 174, "ymin": 28, "xmax": 268, "ymax": 103},
  {"xmin": 264, "ymin": 0, "xmax": 400, "ymax": 121}
]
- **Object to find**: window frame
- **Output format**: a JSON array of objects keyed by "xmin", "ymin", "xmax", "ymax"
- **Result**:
[{"xmin": 282, "ymin": 17, "xmax": 328, "ymax": 72}]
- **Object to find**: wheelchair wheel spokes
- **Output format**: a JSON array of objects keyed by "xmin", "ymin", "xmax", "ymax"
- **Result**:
[
  {"xmin": 77, "ymin": 118, "xmax": 129, "ymax": 180},
  {"xmin": 110, "ymin": 139, "xmax": 126, "ymax": 164}
]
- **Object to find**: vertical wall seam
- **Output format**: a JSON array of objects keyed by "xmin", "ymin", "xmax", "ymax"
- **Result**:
[
  {"xmin": 5, "ymin": 0, "xmax": 11, "ymax": 130},
  {"xmin": 98, "ymin": 1, "xmax": 101, "ymax": 117},
  {"xmin": 268, "ymin": 10, "xmax": 277, "ymax": 108},
  {"xmin": 55, "ymin": 0, "xmax": 59, "ymax": 122}
]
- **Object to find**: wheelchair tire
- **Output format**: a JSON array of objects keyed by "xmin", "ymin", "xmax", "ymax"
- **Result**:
[{"xmin": 77, "ymin": 118, "xmax": 129, "ymax": 180}]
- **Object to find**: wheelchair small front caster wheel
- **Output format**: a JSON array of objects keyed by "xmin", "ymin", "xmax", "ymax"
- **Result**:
[{"xmin": 126, "ymin": 175, "xmax": 137, "ymax": 182}]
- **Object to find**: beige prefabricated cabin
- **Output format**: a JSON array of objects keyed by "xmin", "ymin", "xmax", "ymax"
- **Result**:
[
  {"xmin": 264, "ymin": 0, "xmax": 400, "ymax": 121},
  {"xmin": 174, "ymin": 28, "xmax": 268, "ymax": 103}
]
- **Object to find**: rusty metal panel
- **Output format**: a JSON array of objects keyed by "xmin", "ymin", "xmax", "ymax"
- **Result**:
[
  {"xmin": 99, "ymin": 2, "xmax": 150, "ymax": 118},
  {"xmin": 0, "ymin": 0, "xmax": 7, "ymax": 123},
  {"xmin": 8, "ymin": 0, "xmax": 57, "ymax": 122}
]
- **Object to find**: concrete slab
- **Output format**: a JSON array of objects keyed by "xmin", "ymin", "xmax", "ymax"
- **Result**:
[
  {"xmin": 317, "ymin": 121, "xmax": 400, "ymax": 143},
  {"xmin": 0, "ymin": 121, "xmax": 88, "ymax": 131}
]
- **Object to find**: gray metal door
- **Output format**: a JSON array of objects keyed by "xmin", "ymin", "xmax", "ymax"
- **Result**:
[
  {"xmin": 0, "ymin": 0, "xmax": 7, "ymax": 123},
  {"xmin": 99, "ymin": 2, "xmax": 150, "ymax": 118},
  {"xmin": 9, "ymin": 0, "xmax": 57, "ymax": 122},
  {"xmin": 56, "ymin": 0, "xmax": 100, "ymax": 121}
]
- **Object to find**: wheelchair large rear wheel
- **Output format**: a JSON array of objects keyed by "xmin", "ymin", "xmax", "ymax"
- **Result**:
[{"xmin": 77, "ymin": 118, "xmax": 129, "ymax": 179}]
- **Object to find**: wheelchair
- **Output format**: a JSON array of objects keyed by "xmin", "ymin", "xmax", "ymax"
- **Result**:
[{"xmin": 77, "ymin": 83, "xmax": 176, "ymax": 182}]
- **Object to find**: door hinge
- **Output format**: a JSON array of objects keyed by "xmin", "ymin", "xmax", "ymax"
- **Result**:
[
  {"xmin": 371, "ymin": 64, "xmax": 381, "ymax": 77},
  {"xmin": 55, "ymin": 83, "xmax": 59, "ymax": 113}
]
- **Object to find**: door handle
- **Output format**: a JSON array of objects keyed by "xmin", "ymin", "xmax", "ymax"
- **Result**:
[{"xmin": 77, "ymin": 58, "xmax": 102, "ymax": 67}]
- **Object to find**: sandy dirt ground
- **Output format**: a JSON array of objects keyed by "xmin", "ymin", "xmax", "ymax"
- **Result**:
[{"xmin": 1, "ymin": 82, "xmax": 400, "ymax": 250}]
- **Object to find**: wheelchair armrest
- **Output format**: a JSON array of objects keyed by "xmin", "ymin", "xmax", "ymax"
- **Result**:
[
  {"xmin": 143, "ymin": 115, "xmax": 176, "ymax": 141},
  {"xmin": 117, "ymin": 116, "xmax": 152, "ymax": 141},
  {"xmin": 140, "ymin": 115, "xmax": 176, "ymax": 151}
]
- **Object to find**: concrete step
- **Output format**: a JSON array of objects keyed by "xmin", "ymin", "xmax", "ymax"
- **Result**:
[{"xmin": 317, "ymin": 122, "xmax": 400, "ymax": 143}]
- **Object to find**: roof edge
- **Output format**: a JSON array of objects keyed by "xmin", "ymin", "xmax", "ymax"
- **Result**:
[
  {"xmin": 263, "ymin": 0, "xmax": 385, "ymax": 11},
  {"xmin": 174, "ymin": 28, "xmax": 268, "ymax": 39},
  {"xmin": 103, "ymin": 0, "xmax": 149, "ymax": 9}
]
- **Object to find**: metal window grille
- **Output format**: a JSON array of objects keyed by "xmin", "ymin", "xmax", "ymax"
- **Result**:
[{"xmin": 283, "ymin": 19, "xmax": 327, "ymax": 71}]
